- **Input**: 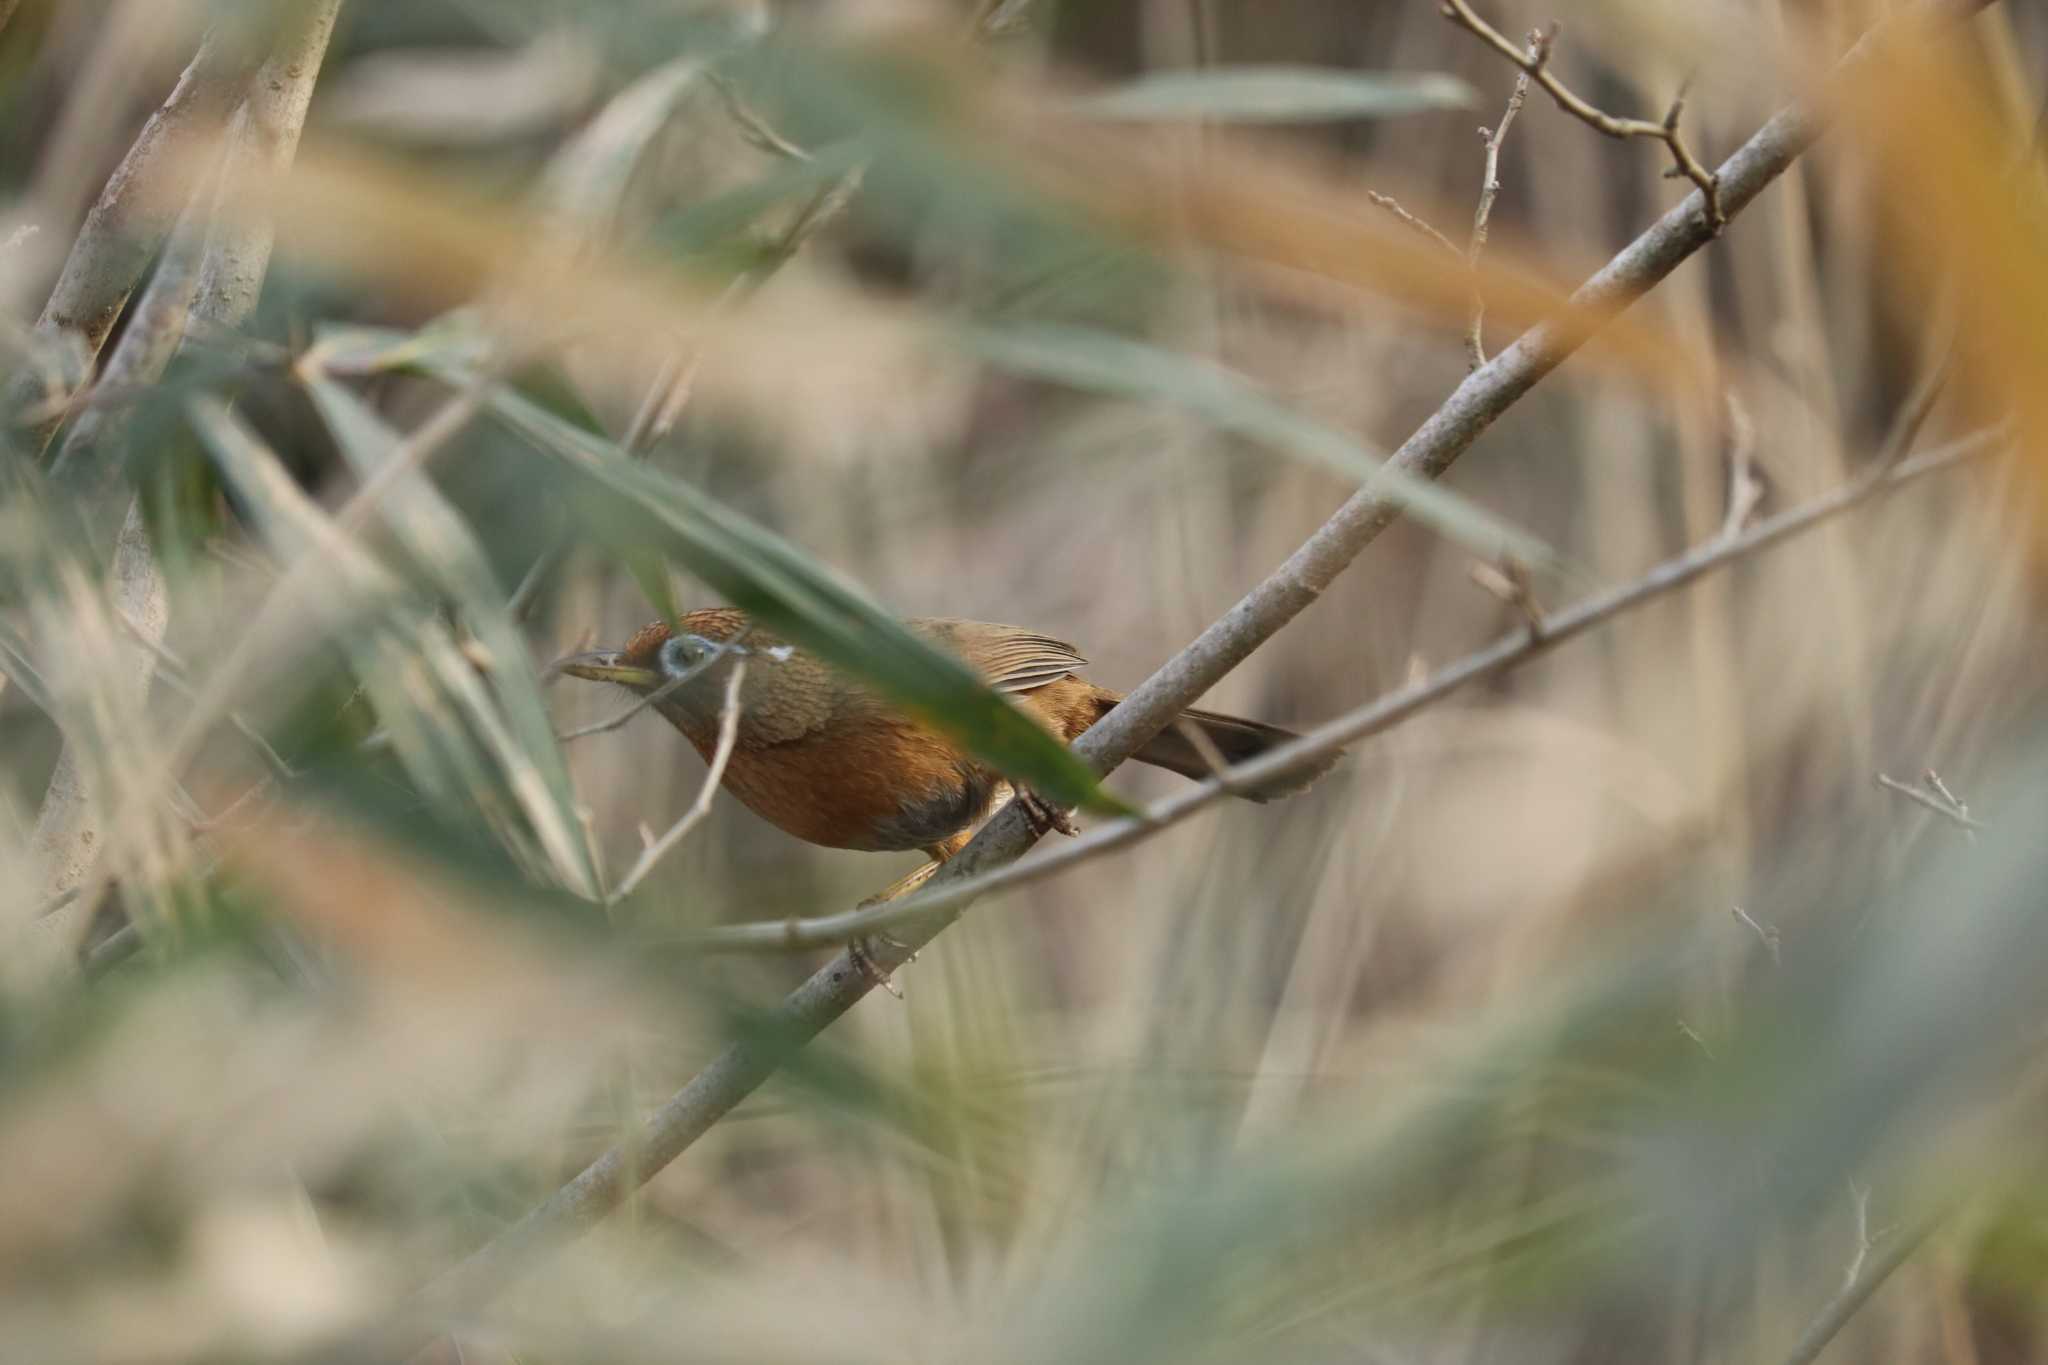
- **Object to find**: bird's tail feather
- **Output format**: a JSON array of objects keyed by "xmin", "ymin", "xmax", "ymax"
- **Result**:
[{"xmin": 1087, "ymin": 689, "xmax": 1337, "ymax": 802}]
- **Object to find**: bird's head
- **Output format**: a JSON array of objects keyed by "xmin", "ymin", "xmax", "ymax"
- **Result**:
[{"xmin": 552, "ymin": 609, "xmax": 753, "ymax": 728}]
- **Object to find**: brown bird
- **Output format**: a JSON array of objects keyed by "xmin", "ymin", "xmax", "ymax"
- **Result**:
[{"xmin": 556, "ymin": 608, "xmax": 1334, "ymax": 867}]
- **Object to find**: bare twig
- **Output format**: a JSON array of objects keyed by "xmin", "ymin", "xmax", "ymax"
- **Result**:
[
  {"xmin": 708, "ymin": 75, "xmax": 814, "ymax": 163},
  {"xmin": 1720, "ymin": 392, "xmax": 1764, "ymax": 539},
  {"xmin": 1439, "ymin": 2, "xmax": 1725, "ymax": 229},
  {"xmin": 1365, "ymin": 191, "xmax": 1462, "ymax": 257},
  {"xmin": 1876, "ymin": 771, "xmax": 1985, "ymax": 834},
  {"xmin": 1468, "ymin": 557, "xmax": 1545, "ymax": 636},
  {"xmin": 1676, "ymin": 1019, "xmax": 1715, "ymax": 1059},
  {"xmin": 607, "ymin": 662, "xmax": 747, "ymax": 903},
  {"xmin": 411, "ymin": 3, "xmax": 2000, "ymax": 1326},
  {"xmin": 1467, "ymin": 38, "xmax": 1534, "ymax": 367},
  {"xmin": 1875, "ymin": 333, "xmax": 1954, "ymax": 473},
  {"xmin": 1922, "ymin": 769, "xmax": 1970, "ymax": 822},
  {"xmin": 1779, "ymin": 1206, "xmax": 1940, "ymax": 1365},
  {"xmin": 1732, "ymin": 905, "xmax": 1781, "ymax": 965},
  {"xmin": 1841, "ymin": 1181, "xmax": 1878, "ymax": 1292},
  {"xmin": 680, "ymin": 429, "xmax": 2000, "ymax": 956}
]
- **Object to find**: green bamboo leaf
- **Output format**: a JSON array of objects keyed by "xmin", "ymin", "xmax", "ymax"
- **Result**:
[
  {"xmin": 537, "ymin": 54, "xmax": 710, "ymax": 246},
  {"xmin": 477, "ymin": 385, "xmax": 1127, "ymax": 816},
  {"xmin": 185, "ymin": 397, "xmax": 579, "ymax": 884},
  {"xmin": 301, "ymin": 376, "xmax": 602, "ymax": 899},
  {"xmin": 967, "ymin": 324, "xmax": 1552, "ymax": 567},
  {"xmin": 1072, "ymin": 67, "xmax": 1474, "ymax": 123}
]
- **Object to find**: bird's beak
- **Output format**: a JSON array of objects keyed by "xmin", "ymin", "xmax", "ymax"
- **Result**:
[{"xmin": 550, "ymin": 650, "xmax": 661, "ymax": 689}]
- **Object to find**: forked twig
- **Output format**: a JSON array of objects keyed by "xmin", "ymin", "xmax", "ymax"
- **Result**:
[
  {"xmin": 1467, "ymin": 40, "xmax": 1534, "ymax": 366},
  {"xmin": 1876, "ymin": 771, "xmax": 1984, "ymax": 835},
  {"xmin": 1440, "ymin": 2, "xmax": 1724, "ymax": 229}
]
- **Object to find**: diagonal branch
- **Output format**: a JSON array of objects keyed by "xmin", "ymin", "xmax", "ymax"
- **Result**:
[{"xmin": 417, "ymin": 0, "xmax": 2003, "ymax": 1326}]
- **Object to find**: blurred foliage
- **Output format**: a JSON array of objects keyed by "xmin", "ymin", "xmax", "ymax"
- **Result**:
[{"xmin": 0, "ymin": 1, "xmax": 2045, "ymax": 1363}]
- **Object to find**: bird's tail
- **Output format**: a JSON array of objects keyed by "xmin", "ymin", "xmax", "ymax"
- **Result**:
[{"xmin": 1087, "ymin": 688, "xmax": 1337, "ymax": 802}]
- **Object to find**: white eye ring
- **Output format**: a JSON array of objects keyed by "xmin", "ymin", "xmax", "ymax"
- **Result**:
[{"xmin": 659, "ymin": 634, "xmax": 715, "ymax": 679}]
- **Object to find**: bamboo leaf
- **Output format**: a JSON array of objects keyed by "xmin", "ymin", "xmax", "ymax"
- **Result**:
[
  {"xmin": 185, "ymin": 397, "xmax": 580, "ymax": 885},
  {"xmin": 1072, "ymin": 67, "xmax": 1474, "ymax": 123},
  {"xmin": 301, "ymin": 376, "xmax": 602, "ymax": 899}
]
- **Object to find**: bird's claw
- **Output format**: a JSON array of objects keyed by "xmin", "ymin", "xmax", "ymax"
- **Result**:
[
  {"xmin": 849, "ymin": 932, "xmax": 916, "ymax": 999},
  {"xmin": 1017, "ymin": 789, "xmax": 1079, "ymax": 839}
]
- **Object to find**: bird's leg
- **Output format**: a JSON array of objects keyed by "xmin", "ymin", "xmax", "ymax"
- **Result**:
[
  {"xmin": 848, "ymin": 853, "xmax": 949, "ymax": 997},
  {"xmin": 1015, "ymin": 788, "xmax": 1079, "ymax": 839}
]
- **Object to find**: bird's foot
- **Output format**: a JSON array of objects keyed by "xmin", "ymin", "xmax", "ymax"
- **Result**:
[
  {"xmin": 1016, "ymin": 788, "xmax": 1079, "ymax": 839},
  {"xmin": 849, "ymin": 932, "xmax": 916, "ymax": 998}
]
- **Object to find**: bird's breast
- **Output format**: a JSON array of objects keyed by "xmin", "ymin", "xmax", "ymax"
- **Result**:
[{"xmin": 709, "ymin": 716, "xmax": 1003, "ymax": 854}]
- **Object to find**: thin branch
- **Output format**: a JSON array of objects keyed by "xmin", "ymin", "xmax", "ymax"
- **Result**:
[
  {"xmin": 1365, "ymin": 191, "xmax": 1462, "ymax": 257},
  {"xmin": 1731, "ymin": 905, "xmax": 1781, "ymax": 965},
  {"xmin": 1922, "ymin": 769, "xmax": 1970, "ymax": 821},
  {"xmin": 1779, "ymin": 1208, "xmax": 1941, "ymax": 1365},
  {"xmin": 1439, "ymin": 2, "xmax": 1725, "ymax": 229},
  {"xmin": 1876, "ymin": 772, "xmax": 1986, "ymax": 833},
  {"xmin": 1467, "ymin": 38, "xmax": 1534, "ymax": 368},
  {"xmin": 411, "ymin": 2, "xmax": 2000, "ymax": 1327},
  {"xmin": 1719, "ymin": 391, "xmax": 1764, "ymax": 540},
  {"xmin": 1876, "ymin": 324, "xmax": 1955, "ymax": 472},
  {"xmin": 708, "ymin": 75, "xmax": 814, "ymax": 163},
  {"xmin": 1841, "ymin": 1180, "xmax": 1878, "ymax": 1293},
  {"xmin": 607, "ymin": 661, "xmax": 747, "ymax": 903},
  {"xmin": 683, "ymin": 429, "xmax": 2000, "ymax": 955}
]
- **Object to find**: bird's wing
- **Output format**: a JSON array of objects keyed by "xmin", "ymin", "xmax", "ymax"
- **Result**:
[{"xmin": 911, "ymin": 618, "xmax": 1088, "ymax": 694}]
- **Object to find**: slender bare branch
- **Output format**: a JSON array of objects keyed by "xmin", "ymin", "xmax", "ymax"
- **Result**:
[
  {"xmin": 1719, "ymin": 392, "xmax": 1764, "ymax": 540},
  {"xmin": 1876, "ymin": 772, "xmax": 1986, "ymax": 832},
  {"xmin": 607, "ymin": 661, "xmax": 747, "ymax": 903},
  {"xmin": 1364, "ymin": 191, "xmax": 1462, "ymax": 257},
  {"xmin": 1439, "ymin": 2, "xmax": 1724, "ymax": 228},
  {"xmin": 1732, "ymin": 905, "xmax": 1781, "ymax": 965},
  {"xmin": 1467, "ymin": 38, "xmax": 1534, "ymax": 367},
  {"xmin": 708, "ymin": 75, "xmax": 814, "ymax": 163},
  {"xmin": 1779, "ymin": 1208, "xmax": 1941, "ymax": 1365}
]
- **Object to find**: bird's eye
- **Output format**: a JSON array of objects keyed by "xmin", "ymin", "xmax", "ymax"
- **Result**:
[{"xmin": 658, "ymin": 634, "xmax": 715, "ymax": 679}]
